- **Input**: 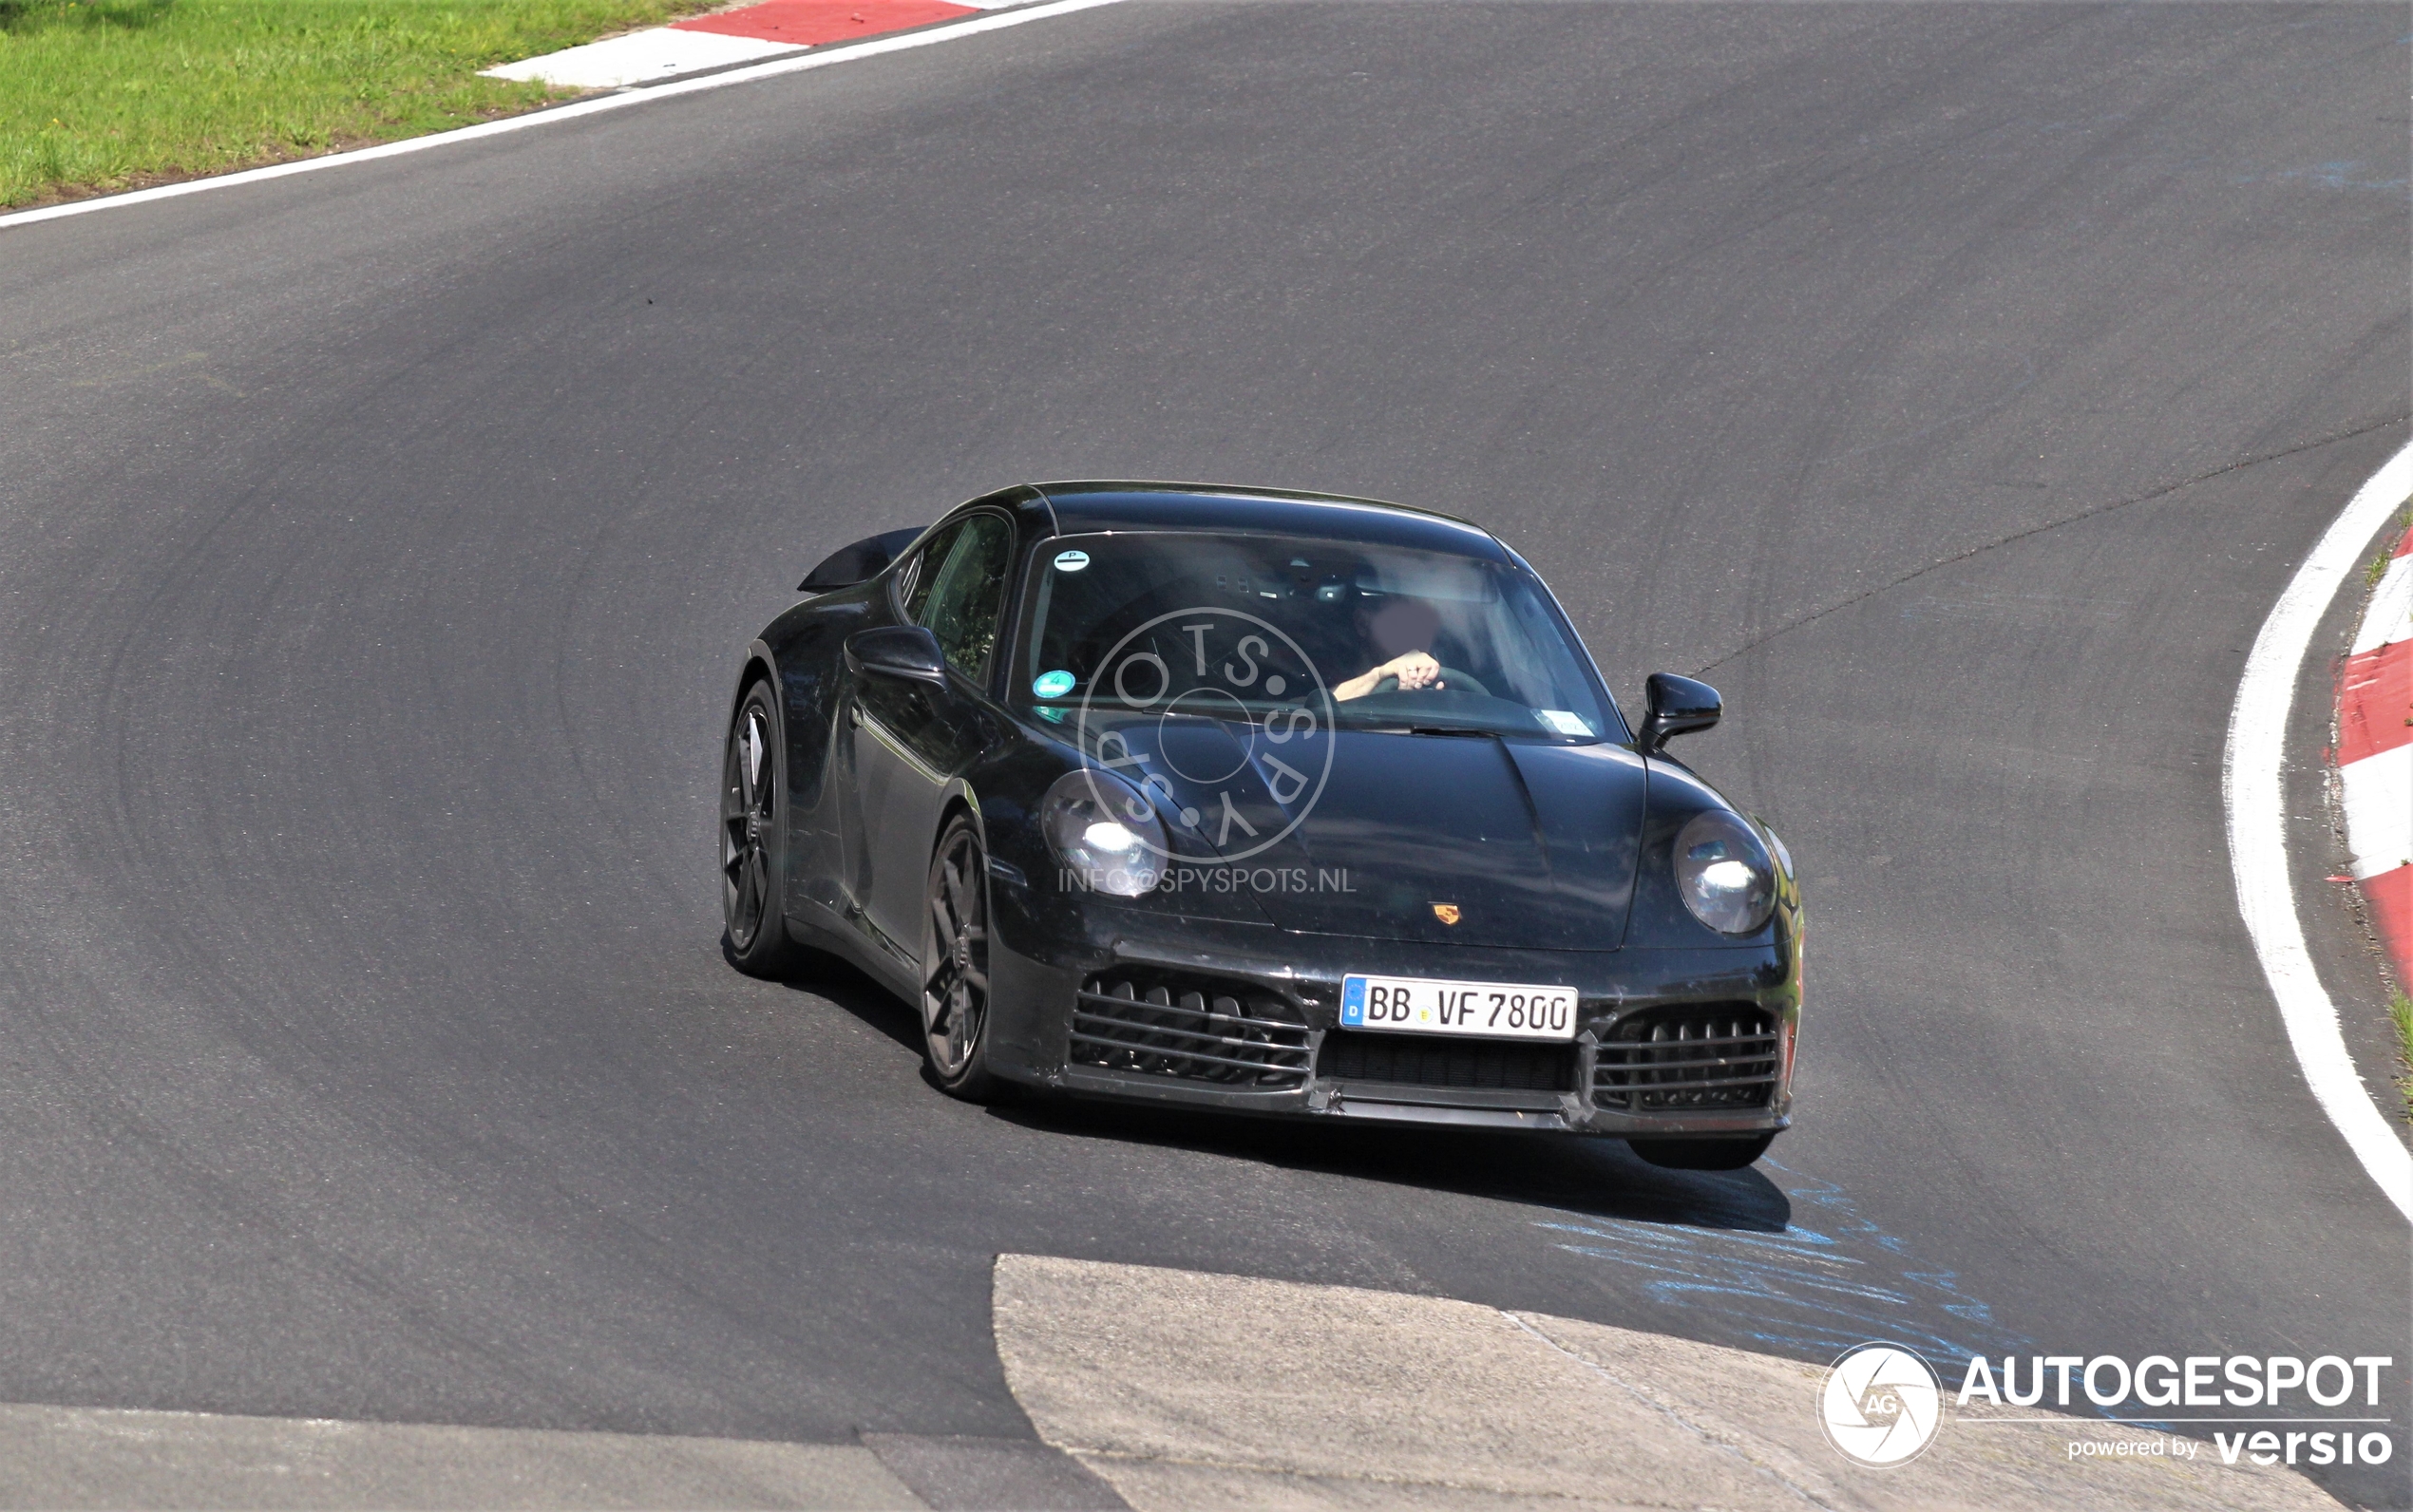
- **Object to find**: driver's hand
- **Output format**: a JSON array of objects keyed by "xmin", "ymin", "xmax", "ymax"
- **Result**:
[{"xmin": 1390, "ymin": 652, "xmax": 1442, "ymax": 690}]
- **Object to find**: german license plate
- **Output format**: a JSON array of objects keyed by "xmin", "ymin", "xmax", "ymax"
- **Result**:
[{"xmin": 1339, "ymin": 973, "xmax": 1578, "ymax": 1041}]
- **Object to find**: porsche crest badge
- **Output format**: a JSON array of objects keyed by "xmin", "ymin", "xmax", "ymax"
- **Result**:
[{"xmin": 1431, "ymin": 903, "xmax": 1461, "ymax": 926}]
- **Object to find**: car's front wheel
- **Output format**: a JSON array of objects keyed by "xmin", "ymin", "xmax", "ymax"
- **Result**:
[
  {"xmin": 922, "ymin": 812, "xmax": 1003, "ymax": 1101},
  {"xmin": 721, "ymin": 680, "xmax": 802, "ymax": 978},
  {"xmin": 1628, "ymin": 1133, "xmax": 1776, "ymax": 1171}
]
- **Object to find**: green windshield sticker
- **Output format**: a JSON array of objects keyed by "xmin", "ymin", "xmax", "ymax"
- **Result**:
[{"xmin": 1033, "ymin": 670, "xmax": 1077, "ymax": 699}]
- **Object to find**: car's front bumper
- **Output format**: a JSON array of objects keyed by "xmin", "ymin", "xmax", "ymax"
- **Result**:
[{"xmin": 983, "ymin": 908, "xmax": 1799, "ymax": 1138}]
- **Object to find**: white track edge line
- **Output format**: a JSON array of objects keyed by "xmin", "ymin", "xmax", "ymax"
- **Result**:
[
  {"xmin": 2223, "ymin": 438, "xmax": 2413, "ymax": 1223},
  {"xmin": 0, "ymin": 0, "xmax": 1124, "ymax": 234}
]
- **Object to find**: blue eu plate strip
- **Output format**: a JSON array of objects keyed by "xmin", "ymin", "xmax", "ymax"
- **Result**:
[{"xmin": 1340, "ymin": 975, "xmax": 1366, "ymax": 1027}]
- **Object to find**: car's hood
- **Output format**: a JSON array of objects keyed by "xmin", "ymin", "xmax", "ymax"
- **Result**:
[{"xmin": 1089, "ymin": 713, "xmax": 1645, "ymax": 951}]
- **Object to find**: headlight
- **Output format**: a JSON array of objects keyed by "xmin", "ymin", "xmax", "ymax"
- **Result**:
[
  {"xmin": 1042, "ymin": 769, "xmax": 1168, "ymax": 898},
  {"xmin": 1674, "ymin": 810, "xmax": 1775, "ymax": 935}
]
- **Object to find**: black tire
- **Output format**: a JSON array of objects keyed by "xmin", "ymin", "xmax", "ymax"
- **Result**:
[
  {"xmin": 1628, "ymin": 1133, "xmax": 1776, "ymax": 1171},
  {"xmin": 720, "ymin": 679, "xmax": 804, "ymax": 978},
  {"xmin": 922, "ymin": 812, "xmax": 1003, "ymax": 1101}
]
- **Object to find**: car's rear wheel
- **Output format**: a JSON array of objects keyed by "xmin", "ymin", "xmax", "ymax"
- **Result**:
[
  {"xmin": 922, "ymin": 813, "xmax": 1002, "ymax": 1100},
  {"xmin": 721, "ymin": 680, "xmax": 802, "ymax": 977},
  {"xmin": 1628, "ymin": 1133, "xmax": 1776, "ymax": 1171}
]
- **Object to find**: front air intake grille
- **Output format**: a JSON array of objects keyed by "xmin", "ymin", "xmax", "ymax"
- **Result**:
[
  {"xmin": 1072, "ymin": 971, "xmax": 1311, "ymax": 1087},
  {"xmin": 1319, "ymin": 1032, "xmax": 1577, "ymax": 1093},
  {"xmin": 1594, "ymin": 1004, "xmax": 1780, "ymax": 1111}
]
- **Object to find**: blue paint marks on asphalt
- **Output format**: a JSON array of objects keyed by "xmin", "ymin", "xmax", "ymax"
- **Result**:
[
  {"xmin": 2245, "ymin": 161, "xmax": 2409, "ymax": 194},
  {"xmin": 1534, "ymin": 1158, "xmax": 2029, "ymax": 1370}
]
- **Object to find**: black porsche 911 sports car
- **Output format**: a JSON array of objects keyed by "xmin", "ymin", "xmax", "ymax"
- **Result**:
[{"xmin": 723, "ymin": 482, "xmax": 1800, "ymax": 1169}]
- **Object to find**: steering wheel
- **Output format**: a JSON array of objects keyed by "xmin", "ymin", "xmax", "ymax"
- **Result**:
[{"xmin": 1372, "ymin": 665, "xmax": 1493, "ymax": 698}]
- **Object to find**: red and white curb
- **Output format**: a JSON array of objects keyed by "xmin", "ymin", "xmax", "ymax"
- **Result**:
[
  {"xmin": 484, "ymin": 0, "xmax": 1024, "ymax": 89},
  {"xmin": 2227, "ymin": 440, "xmax": 2413, "ymax": 1223},
  {"xmin": 2340, "ymin": 523, "xmax": 2413, "ymax": 984}
]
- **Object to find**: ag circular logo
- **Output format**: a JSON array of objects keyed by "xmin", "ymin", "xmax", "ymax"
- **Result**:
[
  {"xmin": 1819, "ymin": 1343, "xmax": 1942, "ymax": 1467},
  {"xmin": 1074, "ymin": 606, "xmax": 1335, "ymax": 863}
]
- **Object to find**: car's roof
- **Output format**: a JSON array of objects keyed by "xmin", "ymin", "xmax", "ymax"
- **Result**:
[{"xmin": 1029, "ymin": 482, "xmax": 1511, "ymax": 561}]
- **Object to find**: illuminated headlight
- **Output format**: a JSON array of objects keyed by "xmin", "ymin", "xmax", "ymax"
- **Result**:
[
  {"xmin": 1042, "ymin": 770, "xmax": 1168, "ymax": 898},
  {"xmin": 1673, "ymin": 810, "xmax": 1776, "ymax": 935}
]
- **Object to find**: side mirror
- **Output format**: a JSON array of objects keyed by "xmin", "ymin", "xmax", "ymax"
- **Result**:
[
  {"xmin": 1637, "ymin": 672, "xmax": 1720, "ymax": 754},
  {"xmin": 846, "ymin": 626, "xmax": 947, "ymax": 685},
  {"xmin": 800, "ymin": 526, "xmax": 925, "ymax": 592}
]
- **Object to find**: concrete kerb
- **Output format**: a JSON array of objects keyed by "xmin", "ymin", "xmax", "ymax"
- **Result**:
[{"xmin": 993, "ymin": 1253, "xmax": 2346, "ymax": 1511}]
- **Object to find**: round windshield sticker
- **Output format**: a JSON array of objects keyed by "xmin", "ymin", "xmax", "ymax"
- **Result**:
[
  {"xmin": 1032, "ymin": 670, "xmax": 1077, "ymax": 700},
  {"xmin": 1053, "ymin": 550, "xmax": 1091, "ymax": 572}
]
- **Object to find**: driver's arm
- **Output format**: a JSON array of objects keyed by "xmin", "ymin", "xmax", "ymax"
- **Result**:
[{"xmin": 1334, "ymin": 651, "xmax": 1443, "ymax": 702}]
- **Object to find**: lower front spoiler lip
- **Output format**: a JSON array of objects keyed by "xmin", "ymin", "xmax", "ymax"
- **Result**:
[{"xmin": 1051, "ymin": 1063, "xmax": 1789, "ymax": 1137}]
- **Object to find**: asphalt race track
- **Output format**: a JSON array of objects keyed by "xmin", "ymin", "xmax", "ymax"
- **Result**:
[{"xmin": 1, "ymin": 2, "xmax": 2407, "ymax": 1504}]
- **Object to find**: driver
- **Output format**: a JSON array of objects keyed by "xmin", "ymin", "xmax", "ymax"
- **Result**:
[{"xmin": 1334, "ymin": 595, "xmax": 1445, "ymax": 702}]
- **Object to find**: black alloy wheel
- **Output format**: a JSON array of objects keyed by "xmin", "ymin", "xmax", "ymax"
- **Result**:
[
  {"xmin": 721, "ymin": 680, "xmax": 801, "ymax": 977},
  {"xmin": 922, "ymin": 812, "xmax": 1001, "ymax": 1100}
]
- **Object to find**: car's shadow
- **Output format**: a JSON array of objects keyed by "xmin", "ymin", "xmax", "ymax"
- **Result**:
[
  {"xmin": 759, "ymin": 942, "xmax": 928, "ymax": 1054},
  {"xmin": 765, "ymin": 950, "xmax": 1789, "ymax": 1236},
  {"xmin": 991, "ymin": 1096, "xmax": 1792, "ymax": 1234}
]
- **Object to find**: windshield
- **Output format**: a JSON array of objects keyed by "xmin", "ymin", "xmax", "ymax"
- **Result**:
[{"xmin": 1010, "ymin": 532, "xmax": 1617, "ymax": 740}]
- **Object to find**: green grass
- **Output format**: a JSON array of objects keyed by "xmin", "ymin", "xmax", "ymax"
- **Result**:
[
  {"xmin": 2368, "ymin": 506, "xmax": 2411, "ymax": 585},
  {"xmin": 1, "ymin": 0, "xmax": 718, "ymax": 207},
  {"xmin": 2393, "ymin": 989, "xmax": 2413, "ymax": 1125}
]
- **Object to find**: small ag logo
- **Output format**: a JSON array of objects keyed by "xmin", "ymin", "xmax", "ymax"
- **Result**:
[
  {"xmin": 1819, "ymin": 1343, "xmax": 1941, "ymax": 1467},
  {"xmin": 1431, "ymin": 902, "xmax": 1461, "ymax": 925},
  {"xmin": 1074, "ymin": 607, "xmax": 1336, "ymax": 863}
]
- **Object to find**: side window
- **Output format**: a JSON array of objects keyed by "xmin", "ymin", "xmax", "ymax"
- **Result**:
[
  {"xmin": 896, "ymin": 521, "xmax": 964, "ymax": 624},
  {"xmin": 917, "ymin": 514, "xmax": 1015, "ymax": 683}
]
